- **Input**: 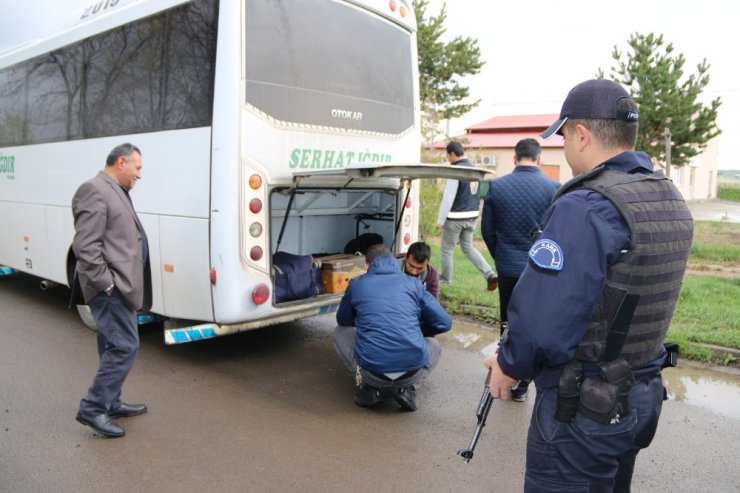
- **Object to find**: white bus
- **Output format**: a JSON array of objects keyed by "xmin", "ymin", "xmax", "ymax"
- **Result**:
[{"xmin": 0, "ymin": 0, "xmax": 486, "ymax": 344}]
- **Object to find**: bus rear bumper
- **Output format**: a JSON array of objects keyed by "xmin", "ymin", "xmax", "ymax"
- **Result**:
[{"xmin": 163, "ymin": 303, "xmax": 340, "ymax": 345}]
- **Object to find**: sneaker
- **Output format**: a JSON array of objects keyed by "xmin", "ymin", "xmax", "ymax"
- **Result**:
[
  {"xmin": 512, "ymin": 391, "xmax": 528, "ymax": 402},
  {"xmin": 487, "ymin": 275, "xmax": 498, "ymax": 291},
  {"xmin": 354, "ymin": 384, "xmax": 383, "ymax": 407},
  {"xmin": 394, "ymin": 386, "xmax": 418, "ymax": 412}
]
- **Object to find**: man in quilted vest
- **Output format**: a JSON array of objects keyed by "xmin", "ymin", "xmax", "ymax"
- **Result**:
[{"xmin": 483, "ymin": 79, "xmax": 693, "ymax": 491}]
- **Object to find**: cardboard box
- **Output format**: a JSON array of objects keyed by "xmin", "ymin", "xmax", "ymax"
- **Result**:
[{"xmin": 319, "ymin": 254, "xmax": 366, "ymax": 294}]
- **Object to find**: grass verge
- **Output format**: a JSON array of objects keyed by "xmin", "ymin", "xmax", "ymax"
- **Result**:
[
  {"xmin": 431, "ymin": 220, "xmax": 740, "ymax": 366},
  {"xmin": 718, "ymin": 182, "xmax": 740, "ymax": 202}
]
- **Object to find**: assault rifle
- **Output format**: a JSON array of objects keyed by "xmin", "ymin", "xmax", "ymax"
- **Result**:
[{"xmin": 457, "ymin": 369, "xmax": 494, "ymax": 463}]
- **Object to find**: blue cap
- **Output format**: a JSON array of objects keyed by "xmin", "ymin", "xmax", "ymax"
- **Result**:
[{"xmin": 542, "ymin": 79, "xmax": 638, "ymax": 139}]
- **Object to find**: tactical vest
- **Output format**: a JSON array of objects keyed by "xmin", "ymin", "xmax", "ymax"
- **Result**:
[
  {"xmin": 557, "ymin": 167, "xmax": 694, "ymax": 368},
  {"xmin": 448, "ymin": 159, "xmax": 481, "ymax": 219}
]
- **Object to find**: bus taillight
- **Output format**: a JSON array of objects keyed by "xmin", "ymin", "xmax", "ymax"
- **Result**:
[
  {"xmin": 209, "ymin": 268, "xmax": 217, "ymax": 285},
  {"xmin": 251, "ymin": 284, "xmax": 270, "ymax": 305},
  {"xmin": 249, "ymin": 174, "xmax": 262, "ymax": 190},
  {"xmin": 249, "ymin": 222, "xmax": 262, "ymax": 237},
  {"xmin": 249, "ymin": 198, "xmax": 262, "ymax": 213},
  {"xmin": 403, "ymin": 233, "xmax": 411, "ymax": 245},
  {"xmin": 250, "ymin": 246, "xmax": 263, "ymax": 261},
  {"xmin": 389, "ymin": 0, "xmax": 396, "ymax": 12}
]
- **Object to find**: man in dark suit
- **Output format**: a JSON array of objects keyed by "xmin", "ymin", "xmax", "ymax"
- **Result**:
[{"xmin": 72, "ymin": 143, "xmax": 152, "ymax": 438}]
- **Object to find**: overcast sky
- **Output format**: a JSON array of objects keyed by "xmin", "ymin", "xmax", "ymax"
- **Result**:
[
  {"xmin": 1, "ymin": 0, "xmax": 737, "ymax": 169},
  {"xmin": 425, "ymin": 0, "xmax": 738, "ymax": 170}
]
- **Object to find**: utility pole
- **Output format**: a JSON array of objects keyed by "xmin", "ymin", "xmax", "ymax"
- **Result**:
[{"xmin": 664, "ymin": 127, "xmax": 672, "ymax": 180}]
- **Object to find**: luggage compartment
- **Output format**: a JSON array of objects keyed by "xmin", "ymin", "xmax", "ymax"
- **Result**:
[
  {"xmin": 318, "ymin": 254, "xmax": 367, "ymax": 294},
  {"xmin": 269, "ymin": 186, "xmax": 398, "ymax": 303},
  {"xmin": 266, "ymin": 163, "xmax": 492, "ymax": 305}
]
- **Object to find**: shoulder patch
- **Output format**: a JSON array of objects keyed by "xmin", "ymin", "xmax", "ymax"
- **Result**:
[{"xmin": 529, "ymin": 239, "xmax": 564, "ymax": 271}]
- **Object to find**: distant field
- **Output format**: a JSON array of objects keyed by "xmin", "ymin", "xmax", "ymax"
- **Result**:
[
  {"xmin": 718, "ymin": 171, "xmax": 740, "ymax": 201},
  {"xmin": 718, "ymin": 182, "xmax": 740, "ymax": 202},
  {"xmin": 718, "ymin": 170, "xmax": 740, "ymax": 182}
]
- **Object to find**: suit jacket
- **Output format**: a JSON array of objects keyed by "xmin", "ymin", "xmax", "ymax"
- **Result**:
[{"xmin": 72, "ymin": 171, "xmax": 152, "ymax": 311}]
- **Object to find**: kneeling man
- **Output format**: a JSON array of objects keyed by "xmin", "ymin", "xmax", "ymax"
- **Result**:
[{"xmin": 333, "ymin": 244, "xmax": 452, "ymax": 411}]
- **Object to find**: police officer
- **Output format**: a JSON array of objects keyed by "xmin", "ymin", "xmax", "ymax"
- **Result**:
[{"xmin": 483, "ymin": 79, "xmax": 693, "ymax": 491}]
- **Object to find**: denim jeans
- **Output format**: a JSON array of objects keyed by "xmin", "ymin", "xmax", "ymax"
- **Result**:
[
  {"xmin": 440, "ymin": 218, "xmax": 494, "ymax": 283},
  {"xmin": 525, "ymin": 376, "xmax": 664, "ymax": 492}
]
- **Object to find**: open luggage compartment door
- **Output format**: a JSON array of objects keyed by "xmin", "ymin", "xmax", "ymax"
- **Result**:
[
  {"xmin": 270, "ymin": 161, "xmax": 492, "ymax": 302},
  {"xmin": 292, "ymin": 161, "xmax": 491, "ymax": 184}
]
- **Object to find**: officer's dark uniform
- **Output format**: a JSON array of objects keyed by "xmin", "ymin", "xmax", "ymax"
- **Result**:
[{"xmin": 497, "ymin": 151, "xmax": 693, "ymax": 491}]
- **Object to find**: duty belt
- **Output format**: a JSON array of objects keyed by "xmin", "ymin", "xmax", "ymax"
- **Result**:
[{"xmin": 534, "ymin": 360, "xmax": 663, "ymax": 390}]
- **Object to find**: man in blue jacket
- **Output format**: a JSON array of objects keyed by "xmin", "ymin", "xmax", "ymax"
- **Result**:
[
  {"xmin": 333, "ymin": 244, "xmax": 452, "ymax": 411},
  {"xmin": 481, "ymin": 138, "xmax": 560, "ymax": 401}
]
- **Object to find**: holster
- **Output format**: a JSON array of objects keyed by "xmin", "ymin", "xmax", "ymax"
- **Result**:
[
  {"xmin": 661, "ymin": 342, "xmax": 680, "ymax": 401},
  {"xmin": 555, "ymin": 360, "xmax": 583, "ymax": 423},
  {"xmin": 663, "ymin": 342, "xmax": 680, "ymax": 368},
  {"xmin": 577, "ymin": 358, "xmax": 635, "ymax": 424}
]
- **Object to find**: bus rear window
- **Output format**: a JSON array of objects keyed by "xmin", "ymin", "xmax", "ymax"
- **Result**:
[{"xmin": 245, "ymin": 0, "xmax": 414, "ymax": 135}]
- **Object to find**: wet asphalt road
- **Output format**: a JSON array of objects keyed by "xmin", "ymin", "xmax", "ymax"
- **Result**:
[
  {"xmin": 686, "ymin": 199, "xmax": 740, "ymax": 223},
  {"xmin": 1, "ymin": 272, "xmax": 739, "ymax": 493}
]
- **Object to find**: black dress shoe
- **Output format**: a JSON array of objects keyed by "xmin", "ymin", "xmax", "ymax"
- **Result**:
[
  {"xmin": 108, "ymin": 402, "xmax": 148, "ymax": 418},
  {"xmin": 76, "ymin": 412, "xmax": 125, "ymax": 438}
]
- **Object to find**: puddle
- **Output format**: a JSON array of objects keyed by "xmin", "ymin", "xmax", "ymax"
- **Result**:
[
  {"xmin": 663, "ymin": 365, "xmax": 740, "ymax": 420},
  {"xmin": 445, "ymin": 319, "xmax": 740, "ymax": 420},
  {"xmin": 439, "ymin": 319, "xmax": 499, "ymax": 355}
]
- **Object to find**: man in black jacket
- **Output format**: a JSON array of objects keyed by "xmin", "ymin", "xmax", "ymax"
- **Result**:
[{"xmin": 481, "ymin": 138, "xmax": 559, "ymax": 401}]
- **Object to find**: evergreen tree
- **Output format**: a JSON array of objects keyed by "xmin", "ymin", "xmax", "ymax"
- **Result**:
[
  {"xmin": 600, "ymin": 33, "xmax": 721, "ymax": 169},
  {"xmin": 414, "ymin": 0, "xmax": 484, "ymax": 148}
]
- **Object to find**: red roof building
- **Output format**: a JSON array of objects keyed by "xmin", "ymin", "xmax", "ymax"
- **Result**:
[
  {"xmin": 432, "ymin": 114, "xmax": 569, "ymax": 182},
  {"xmin": 431, "ymin": 113, "xmax": 718, "ymax": 199}
]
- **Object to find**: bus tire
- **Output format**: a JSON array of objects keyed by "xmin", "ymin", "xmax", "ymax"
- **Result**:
[{"xmin": 76, "ymin": 304, "xmax": 98, "ymax": 331}]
